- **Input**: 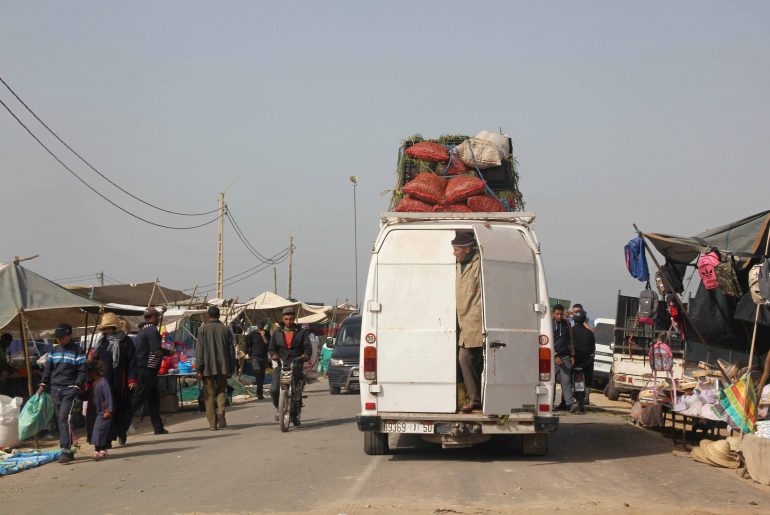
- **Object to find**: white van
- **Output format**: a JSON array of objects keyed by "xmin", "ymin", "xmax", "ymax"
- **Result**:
[{"xmin": 356, "ymin": 212, "xmax": 557, "ymax": 455}]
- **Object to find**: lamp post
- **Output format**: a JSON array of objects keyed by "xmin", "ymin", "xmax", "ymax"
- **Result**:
[{"xmin": 350, "ymin": 175, "xmax": 359, "ymax": 309}]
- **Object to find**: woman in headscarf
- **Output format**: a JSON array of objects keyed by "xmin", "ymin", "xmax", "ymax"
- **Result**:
[{"xmin": 88, "ymin": 313, "xmax": 137, "ymax": 447}]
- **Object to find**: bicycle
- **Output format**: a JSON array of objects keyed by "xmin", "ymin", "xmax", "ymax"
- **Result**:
[{"xmin": 277, "ymin": 358, "xmax": 304, "ymax": 432}]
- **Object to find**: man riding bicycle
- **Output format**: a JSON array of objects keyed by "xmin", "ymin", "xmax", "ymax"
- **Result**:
[{"xmin": 268, "ymin": 307, "xmax": 312, "ymax": 425}]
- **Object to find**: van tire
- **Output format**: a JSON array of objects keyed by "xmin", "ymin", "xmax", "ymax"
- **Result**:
[
  {"xmin": 604, "ymin": 372, "xmax": 621, "ymax": 401},
  {"xmin": 522, "ymin": 433, "xmax": 548, "ymax": 456},
  {"xmin": 364, "ymin": 431, "xmax": 390, "ymax": 455},
  {"xmin": 329, "ymin": 385, "xmax": 341, "ymax": 395}
]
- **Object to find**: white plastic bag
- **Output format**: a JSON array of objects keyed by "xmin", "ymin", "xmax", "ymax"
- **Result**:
[
  {"xmin": 475, "ymin": 130, "xmax": 511, "ymax": 158},
  {"xmin": 0, "ymin": 395, "xmax": 23, "ymax": 448}
]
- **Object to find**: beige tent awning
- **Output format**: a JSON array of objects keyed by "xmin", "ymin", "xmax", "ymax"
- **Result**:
[{"xmin": 67, "ymin": 282, "xmax": 191, "ymax": 306}]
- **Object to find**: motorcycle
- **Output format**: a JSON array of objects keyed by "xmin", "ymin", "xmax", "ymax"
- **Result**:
[{"xmin": 277, "ymin": 358, "xmax": 305, "ymax": 432}]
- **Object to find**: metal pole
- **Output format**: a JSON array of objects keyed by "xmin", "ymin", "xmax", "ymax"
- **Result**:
[
  {"xmin": 287, "ymin": 236, "xmax": 294, "ymax": 299},
  {"xmin": 273, "ymin": 267, "xmax": 277, "ymax": 294},
  {"xmin": 18, "ymin": 310, "xmax": 32, "ymax": 397},
  {"xmin": 353, "ymin": 180, "xmax": 359, "ymax": 309}
]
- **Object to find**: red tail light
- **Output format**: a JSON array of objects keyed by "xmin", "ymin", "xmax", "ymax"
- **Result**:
[
  {"xmin": 538, "ymin": 347, "xmax": 551, "ymax": 381},
  {"xmin": 363, "ymin": 346, "xmax": 376, "ymax": 380}
]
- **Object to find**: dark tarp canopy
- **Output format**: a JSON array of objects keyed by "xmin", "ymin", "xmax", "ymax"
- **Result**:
[
  {"xmin": 645, "ymin": 210, "xmax": 770, "ymax": 270},
  {"xmin": 0, "ymin": 262, "xmax": 102, "ymax": 333},
  {"xmin": 66, "ymin": 282, "xmax": 191, "ymax": 307}
]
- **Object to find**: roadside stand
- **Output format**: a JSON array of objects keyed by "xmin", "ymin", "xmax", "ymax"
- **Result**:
[{"xmin": 619, "ymin": 210, "xmax": 770, "ymax": 484}]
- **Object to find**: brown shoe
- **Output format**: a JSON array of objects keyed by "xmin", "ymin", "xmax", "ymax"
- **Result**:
[{"xmin": 461, "ymin": 402, "xmax": 481, "ymax": 413}]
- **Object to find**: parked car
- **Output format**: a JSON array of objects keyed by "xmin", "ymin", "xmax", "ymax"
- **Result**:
[
  {"xmin": 328, "ymin": 315, "xmax": 361, "ymax": 395},
  {"xmin": 592, "ymin": 318, "xmax": 615, "ymax": 387}
]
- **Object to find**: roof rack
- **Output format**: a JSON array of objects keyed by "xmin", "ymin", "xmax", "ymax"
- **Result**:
[{"xmin": 380, "ymin": 212, "xmax": 536, "ymax": 225}]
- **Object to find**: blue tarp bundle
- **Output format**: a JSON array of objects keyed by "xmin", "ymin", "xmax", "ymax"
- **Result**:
[{"xmin": 0, "ymin": 450, "xmax": 61, "ymax": 476}]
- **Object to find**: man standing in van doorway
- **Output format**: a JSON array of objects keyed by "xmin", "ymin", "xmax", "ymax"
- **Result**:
[
  {"xmin": 552, "ymin": 304, "xmax": 575, "ymax": 411},
  {"xmin": 452, "ymin": 231, "xmax": 483, "ymax": 413}
]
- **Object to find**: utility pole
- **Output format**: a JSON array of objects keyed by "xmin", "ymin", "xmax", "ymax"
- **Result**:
[
  {"xmin": 287, "ymin": 236, "xmax": 294, "ymax": 300},
  {"xmin": 99, "ymin": 271, "xmax": 104, "ymax": 286},
  {"xmin": 273, "ymin": 267, "xmax": 277, "ymax": 294},
  {"xmin": 216, "ymin": 181, "xmax": 235, "ymax": 299},
  {"xmin": 350, "ymin": 176, "xmax": 359, "ymax": 308}
]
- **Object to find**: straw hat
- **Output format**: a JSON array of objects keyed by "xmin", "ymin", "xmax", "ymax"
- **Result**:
[
  {"xmin": 704, "ymin": 439, "xmax": 739, "ymax": 469},
  {"xmin": 726, "ymin": 436, "xmax": 742, "ymax": 452},
  {"xmin": 690, "ymin": 445, "xmax": 711, "ymax": 465},
  {"xmin": 118, "ymin": 318, "xmax": 131, "ymax": 333},
  {"xmin": 98, "ymin": 312, "xmax": 120, "ymax": 330}
]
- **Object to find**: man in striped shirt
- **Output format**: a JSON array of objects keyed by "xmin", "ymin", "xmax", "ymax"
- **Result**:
[{"xmin": 38, "ymin": 323, "xmax": 87, "ymax": 464}]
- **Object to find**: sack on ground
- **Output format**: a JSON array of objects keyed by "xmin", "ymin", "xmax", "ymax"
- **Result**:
[
  {"xmin": 395, "ymin": 195, "xmax": 433, "ymax": 212},
  {"xmin": 17, "ymin": 392, "xmax": 53, "ymax": 442},
  {"xmin": 405, "ymin": 141, "xmax": 449, "ymax": 163},
  {"xmin": 0, "ymin": 395, "xmax": 22, "ymax": 448},
  {"xmin": 402, "ymin": 173, "xmax": 447, "ymax": 204},
  {"xmin": 444, "ymin": 176, "xmax": 486, "ymax": 204},
  {"xmin": 630, "ymin": 401, "xmax": 663, "ymax": 428},
  {"xmin": 455, "ymin": 138, "xmax": 504, "ymax": 169},
  {"xmin": 467, "ymin": 194, "xmax": 505, "ymax": 212}
]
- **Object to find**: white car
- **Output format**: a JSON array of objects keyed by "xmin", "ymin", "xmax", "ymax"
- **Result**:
[{"xmin": 592, "ymin": 318, "xmax": 615, "ymax": 387}]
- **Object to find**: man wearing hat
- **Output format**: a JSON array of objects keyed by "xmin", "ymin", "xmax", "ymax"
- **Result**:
[
  {"xmin": 196, "ymin": 306, "xmax": 236, "ymax": 430},
  {"xmin": 37, "ymin": 323, "xmax": 87, "ymax": 464},
  {"xmin": 131, "ymin": 307, "xmax": 169, "ymax": 435},
  {"xmin": 268, "ymin": 307, "xmax": 312, "ymax": 424},
  {"xmin": 452, "ymin": 231, "xmax": 483, "ymax": 413}
]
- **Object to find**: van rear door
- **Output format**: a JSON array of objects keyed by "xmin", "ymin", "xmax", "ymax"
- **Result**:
[
  {"xmin": 473, "ymin": 224, "xmax": 539, "ymax": 416},
  {"xmin": 375, "ymin": 229, "xmax": 457, "ymax": 413}
]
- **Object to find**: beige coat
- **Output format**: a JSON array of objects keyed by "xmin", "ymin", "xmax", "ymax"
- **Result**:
[{"xmin": 456, "ymin": 252, "xmax": 483, "ymax": 348}]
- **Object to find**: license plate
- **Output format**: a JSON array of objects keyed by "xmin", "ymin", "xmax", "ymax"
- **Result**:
[
  {"xmin": 352, "ymin": 369, "xmax": 359, "ymax": 377},
  {"xmin": 382, "ymin": 421, "xmax": 434, "ymax": 434}
]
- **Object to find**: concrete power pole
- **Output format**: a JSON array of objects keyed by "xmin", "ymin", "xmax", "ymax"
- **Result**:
[
  {"xmin": 273, "ymin": 267, "xmax": 277, "ymax": 294},
  {"xmin": 287, "ymin": 236, "xmax": 294, "ymax": 299},
  {"xmin": 216, "ymin": 191, "xmax": 225, "ymax": 299}
]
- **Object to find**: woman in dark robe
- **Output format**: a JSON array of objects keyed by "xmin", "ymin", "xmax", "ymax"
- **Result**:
[{"xmin": 88, "ymin": 313, "xmax": 137, "ymax": 447}]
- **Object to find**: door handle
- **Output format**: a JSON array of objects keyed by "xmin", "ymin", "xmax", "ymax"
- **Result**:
[{"xmin": 490, "ymin": 341, "xmax": 507, "ymax": 349}]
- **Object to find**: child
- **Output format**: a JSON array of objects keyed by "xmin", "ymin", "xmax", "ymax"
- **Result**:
[{"xmin": 89, "ymin": 360, "xmax": 114, "ymax": 460}]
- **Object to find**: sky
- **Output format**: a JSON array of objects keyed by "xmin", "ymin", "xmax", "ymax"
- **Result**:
[{"xmin": 1, "ymin": 1, "xmax": 768, "ymax": 317}]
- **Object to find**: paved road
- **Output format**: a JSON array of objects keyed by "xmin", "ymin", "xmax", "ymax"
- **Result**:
[{"xmin": 3, "ymin": 381, "xmax": 769, "ymax": 514}]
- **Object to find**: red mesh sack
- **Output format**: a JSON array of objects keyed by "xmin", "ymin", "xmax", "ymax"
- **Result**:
[
  {"xmin": 402, "ymin": 173, "xmax": 447, "ymax": 204},
  {"xmin": 395, "ymin": 196, "xmax": 433, "ymax": 212},
  {"xmin": 467, "ymin": 194, "xmax": 505, "ymax": 212},
  {"xmin": 444, "ymin": 151, "xmax": 469, "ymax": 175},
  {"xmin": 444, "ymin": 176, "xmax": 486, "ymax": 204},
  {"xmin": 432, "ymin": 203, "xmax": 472, "ymax": 213},
  {"xmin": 405, "ymin": 142, "xmax": 449, "ymax": 163}
]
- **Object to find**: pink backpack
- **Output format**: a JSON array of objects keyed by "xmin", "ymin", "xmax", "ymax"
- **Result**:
[
  {"xmin": 697, "ymin": 251, "xmax": 720, "ymax": 290},
  {"xmin": 649, "ymin": 340, "xmax": 673, "ymax": 371}
]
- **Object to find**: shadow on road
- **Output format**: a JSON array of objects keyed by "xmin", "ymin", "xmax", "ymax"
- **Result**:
[
  {"xmin": 102, "ymin": 446, "xmax": 199, "ymax": 460},
  {"xmin": 388, "ymin": 414, "xmax": 671, "ymax": 464},
  {"xmin": 294, "ymin": 416, "xmax": 357, "ymax": 431},
  {"xmin": 122, "ymin": 433, "xmax": 239, "ymax": 447}
]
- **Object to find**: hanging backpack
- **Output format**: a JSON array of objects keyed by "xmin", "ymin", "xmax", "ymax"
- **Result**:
[
  {"xmin": 714, "ymin": 258, "xmax": 742, "ymax": 297},
  {"xmin": 649, "ymin": 339, "xmax": 673, "ymax": 371},
  {"xmin": 749, "ymin": 264, "xmax": 765, "ymax": 304},
  {"xmin": 697, "ymin": 250, "xmax": 720, "ymax": 290},
  {"xmin": 638, "ymin": 286, "xmax": 659, "ymax": 326},
  {"xmin": 624, "ymin": 237, "xmax": 650, "ymax": 282}
]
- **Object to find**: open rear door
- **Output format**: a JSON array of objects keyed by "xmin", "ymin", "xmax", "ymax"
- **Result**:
[
  {"xmin": 376, "ymin": 229, "xmax": 457, "ymax": 413},
  {"xmin": 473, "ymin": 224, "xmax": 539, "ymax": 415}
]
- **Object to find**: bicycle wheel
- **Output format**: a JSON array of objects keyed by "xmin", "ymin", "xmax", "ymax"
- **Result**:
[{"xmin": 279, "ymin": 386, "xmax": 290, "ymax": 432}]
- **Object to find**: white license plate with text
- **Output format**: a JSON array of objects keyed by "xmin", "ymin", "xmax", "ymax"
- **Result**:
[
  {"xmin": 382, "ymin": 421, "xmax": 434, "ymax": 433},
  {"xmin": 352, "ymin": 369, "xmax": 359, "ymax": 377}
]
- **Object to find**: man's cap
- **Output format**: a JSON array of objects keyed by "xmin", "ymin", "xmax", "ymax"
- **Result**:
[
  {"xmin": 54, "ymin": 323, "xmax": 73, "ymax": 339},
  {"xmin": 144, "ymin": 307, "xmax": 160, "ymax": 318},
  {"xmin": 282, "ymin": 307, "xmax": 297, "ymax": 316},
  {"xmin": 451, "ymin": 231, "xmax": 476, "ymax": 247}
]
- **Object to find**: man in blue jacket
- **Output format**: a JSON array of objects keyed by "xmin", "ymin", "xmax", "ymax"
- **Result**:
[{"xmin": 37, "ymin": 323, "xmax": 87, "ymax": 464}]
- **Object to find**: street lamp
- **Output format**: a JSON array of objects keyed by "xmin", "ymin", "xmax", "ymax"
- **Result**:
[{"xmin": 350, "ymin": 175, "xmax": 359, "ymax": 309}]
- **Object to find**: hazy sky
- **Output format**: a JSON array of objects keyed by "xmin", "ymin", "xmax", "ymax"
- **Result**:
[{"xmin": 1, "ymin": 1, "xmax": 768, "ymax": 317}]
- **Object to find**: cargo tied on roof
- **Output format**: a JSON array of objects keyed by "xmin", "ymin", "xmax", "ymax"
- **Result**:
[{"xmin": 390, "ymin": 130, "xmax": 524, "ymax": 213}]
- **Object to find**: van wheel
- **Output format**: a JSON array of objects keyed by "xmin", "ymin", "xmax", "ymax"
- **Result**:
[
  {"xmin": 363, "ymin": 431, "xmax": 390, "ymax": 455},
  {"xmin": 329, "ymin": 385, "xmax": 341, "ymax": 395},
  {"xmin": 522, "ymin": 433, "xmax": 548, "ymax": 456},
  {"xmin": 604, "ymin": 372, "xmax": 621, "ymax": 401}
]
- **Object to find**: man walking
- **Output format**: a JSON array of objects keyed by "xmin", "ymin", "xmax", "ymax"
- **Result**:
[
  {"xmin": 246, "ymin": 324, "xmax": 269, "ymax": 399},
  {"xmin": 452, "ymin": 231, "xmax": 483, "ymax": 413},
  {"xmin": 37, "ymin": 323, "xmax": 87, "ymax": 464},
  {"xmin": 132, "ymin": 307, "xmax": 169, "ymax": 435},
  {"xmin": 196, "ymin": 306, "xmax": 235, "ymax": 430},
  {"xmin": 552, "ymin": 304, "xmax": 574, "ymax": 411}
]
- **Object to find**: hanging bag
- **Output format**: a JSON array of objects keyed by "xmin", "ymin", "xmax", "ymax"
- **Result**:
[
  {"xmin": 714, "ymin": 256, "xmax": 743, "ymax": 297},
  {"xmin": 749, "ymin": 264, "xmax": 765, "ymax": 304},
  {"xmin": 759, "ymin": 257, "xmax": 770, "ymax": 304},
  {"xmin": 697, "ymin": 250, "xmax": 720, "ymax": 290},
  {"xmin": 624, "ymin": 237, "xmax": 650, "ymax": 282},
  {"xmin": 638, "ymin": 284, "xmax": 659, "ymax": 326}
]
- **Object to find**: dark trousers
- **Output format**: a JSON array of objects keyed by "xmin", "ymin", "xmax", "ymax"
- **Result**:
[
  {"xmin": 458, "ymin": 347, "xmax": 483, "ymax": 404},
  {"xmin": 131, "ymin": 367, "xmax": 164, "ymax": 432},
  {"xmin": 252, "ymin": 358, "xmax": 267, "ymax": 397},
  {"xmin": 270, "ymin": 364, "xmax": 303, "ymax": 409},
  {"xmin": 52, "ymin": 386, "xmax": 79, "ymax": 450}
]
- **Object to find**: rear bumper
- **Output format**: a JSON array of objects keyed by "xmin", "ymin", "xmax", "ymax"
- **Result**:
[{"xmin": 356, "ymin": 413, "xmax": 559, "ymax": 434}]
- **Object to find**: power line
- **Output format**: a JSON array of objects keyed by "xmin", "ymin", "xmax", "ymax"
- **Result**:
[
  {"xmin": 184, "ymin": 247, "xmax": 290, "ymax": 293},
  {"xmin": 0, "ymin": 97, "xmax": 225, "ymax": 230},
  {"xmin": 226, "ymin": 207, "xmax": 292, "ymax": 265},
  {"xmin": 0, "ymin": 75, "xmax": 218, "ymax": 217},
  {"xmin": 196, "ymin": 259, "xmax": 285, "ymax": 296},
  {"xmin": 53, "ymin": 273, "xmax": 100, "ymax": 283}
]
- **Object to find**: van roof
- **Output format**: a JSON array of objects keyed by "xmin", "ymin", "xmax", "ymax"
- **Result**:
[{"xmin": 380, "ymin": 212, "xmax": 536, "ymax": 225}]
